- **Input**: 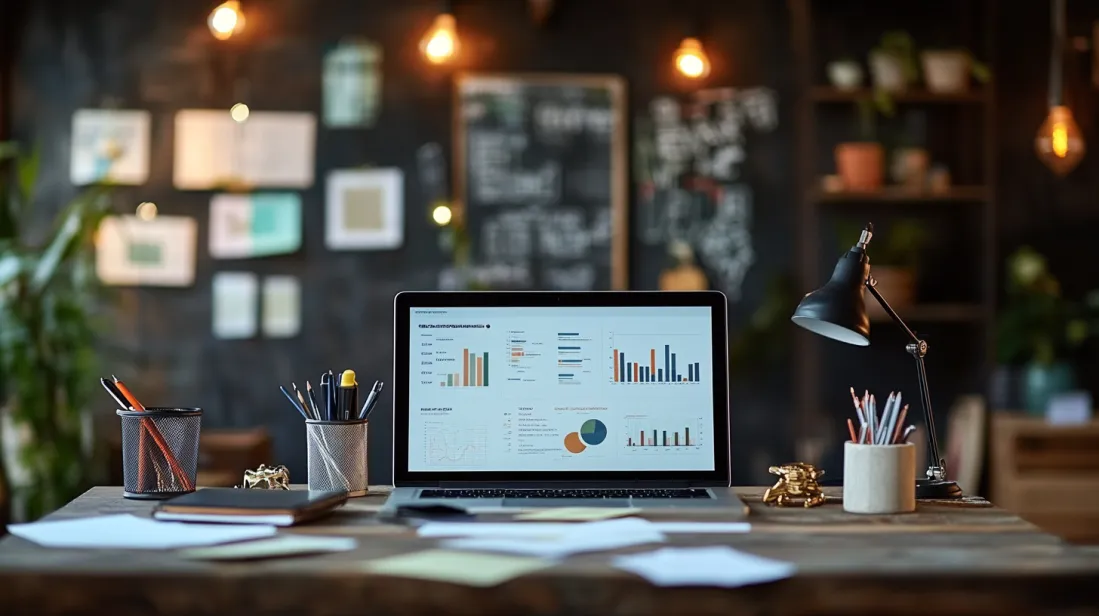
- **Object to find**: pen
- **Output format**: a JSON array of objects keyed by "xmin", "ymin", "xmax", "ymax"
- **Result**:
[
  {"xmin": 328, "ymin": 370, "xmax": 337, "ymax": 416},
  {"xmin": 320, "ymin": 372, "xmax": 332, "ymax": 421},
  {"xmin": 306, "ymin": 381, "xmax": 321, "ymax": 419},
  {"xmin": 281, "ymin": 385, "xmax": 309, "ymax": 420},
  {"xmin": 100, "ymin": 378, "xmax": 132, "ymax": 410},
  {"xmin": 338, "ymin": 370, "xmax": 358, "ymax": 421},
  {"xmin": 359, "ymin": 381, "xmax": 384, "ymax": 420}
]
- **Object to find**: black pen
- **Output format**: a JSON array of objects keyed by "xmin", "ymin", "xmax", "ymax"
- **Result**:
[
  {"xmin": 306, "ymin": 381, "xmax": 321, "ymax": 419},
  {"xmin": 358, "ymin": 381, "xmax": 384, "ymax": 420}
]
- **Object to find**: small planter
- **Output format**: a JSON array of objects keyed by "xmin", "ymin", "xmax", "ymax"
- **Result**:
[
  {"xmin": 869, "ymin": 52, "xmax": 908, "ymax": 92},
  {"xmin": 921, "ymin": 50, "xmax": 970, "ymax": 93},
  {"xmin": 868, "ymin": 266, "xmax": 915, "ymax": 320},
  {"xmin": 890, "ymin": 148, "xmax": 930, "ymax": 190},
  {"xmin": 835, "ymin": 142, "xmax": 884, "ymax": 191},
  {"xmin": 827, "ymin": 61, "xmax": 864, "ymax": 90}
]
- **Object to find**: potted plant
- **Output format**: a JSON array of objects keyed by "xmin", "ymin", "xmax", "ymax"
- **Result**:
[
  {"xmin": 834, "ymin": 97, "xmax": 884, "ymax": 191},
  {"xmin": 837, "ymin": 219, "xmax": 928, "ymax": 318},
  {"xmin": 827, "ymin": 55, "xmax": 864, "ymax": 91},
  {"xmin": 869, "ymin": 31, "xmax": 918, "ymax": 93},
  {"xmin": 890, "ymin": 111, "xmax": 930, "ymax": 191},
  {"xmin": 0, "ymin": 142, "xmax": 111, "ymax": 521},
  {"xmin": 995, "ymin": 247, "xmax": 1085, "ymax": 415},
  {"xmin": 920, "ymin": 47, "xmax": 991, "ymax": 93}
]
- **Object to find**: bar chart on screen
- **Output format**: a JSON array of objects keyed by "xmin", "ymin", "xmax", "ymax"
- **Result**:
[
  {"xmin": 606, "ymin": 332, "xmax": 708, "ymax": 384},
  {"xmin": 623, "ymin": 416, "xmax": 705, "ymax": 452}
]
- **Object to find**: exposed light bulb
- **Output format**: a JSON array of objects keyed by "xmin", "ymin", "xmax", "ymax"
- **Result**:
[
  {"xmin": 230, "ymin": 102, "xmax": 250, "ymax": 123},
  {"xmin": 674, "ymin": 37, "xmax": 710, "ymax": 79},
  {"xmin": 136, "ymin": 202, "xmax": 158, "ymax": 221},
  {"xmin": 432, "ymin": 204, "xmax": 453, "ymax": 226},
  {"xmin": 421, "ymin": 13, "xmax": 459, "ymax": 64},
  {"xmin": 1035, "ymin": 105, "xmax": 1085, "ymax": 175},
  {"xmin": 208, "ymin": 1, "xmax": 245, "ymax": 41}
]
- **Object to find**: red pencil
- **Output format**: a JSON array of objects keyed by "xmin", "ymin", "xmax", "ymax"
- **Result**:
[{"xmin": 846, "ymin": 418, "xmax": 858, "ymax": 442}]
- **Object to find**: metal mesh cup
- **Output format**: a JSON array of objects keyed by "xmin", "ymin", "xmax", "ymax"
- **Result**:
[
  {"xmin": 306, "ymin": 419, "xmax": 368, "ymax": 497},
  {"xmin": 116, "ymin": 407, "xmax": 202, "ymax": 500}
]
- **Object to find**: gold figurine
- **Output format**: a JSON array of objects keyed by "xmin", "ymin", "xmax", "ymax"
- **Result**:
[
  {"xmin": 242, "ymin": 464, "xmax": 291, "ymax": 490},
  {"xmin": 763, "ymin": 463, "xmax": 826, "ymax": 508}
]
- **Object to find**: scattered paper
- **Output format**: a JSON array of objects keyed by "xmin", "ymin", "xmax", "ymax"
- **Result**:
[
  {"xmin": 325, "ymin": 168, "xmax": 404, "ymax": 250},
  {"xmin": 209, "ymin": 193, "xmax": 302, "ymax": 258},
  {"xmin": 262, "ymin": 275, "xmax": 301, "ymax": 338},
  {"xmin": 514, "ymin": 507, "xmax": 640, "ymax": 521},
  {"xmin": 96, "ymin": 215, "xmax": 197, "ymax": 287},
  {"xmin": 323, "ymin": 40, "xmax": 382, "ymax": 128},
  {"xmin": 8, "ymin": 514, "xmax": 275, "ymax": 550},
  {"xmin": 418, "ymin": 519, "xmax": 750, "ymax": 538},
  {"xmin": 178, "ymin": 535, "xmax": 356, "ymax": 560},
  {"xmin": 613, "ymin": 546, "xmax": 795, "ymax": 588},
  {"xmin": 174, "ymin": 109, "xmax": 315, "ymax": 189},
  {"xmin": 650, "ymin": 522, "xmax": 751, "ymax": 534},
  {"xmin": 70, "ymin": 109, "xmax": 150, "ymax": 185},
  {"xmin": 442, "ymin": 518, "xmax": 664, "ymax": 559},
  {"xmin": 213, "ymin": 272, "xmax": 258, "ymax": 339},
  {"xmin": 362, "ymin": 549, "xmax": 551, "ymax": 587}
]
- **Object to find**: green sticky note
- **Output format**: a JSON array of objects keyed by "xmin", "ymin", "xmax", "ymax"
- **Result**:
[
  {"xmin": 362, "ymin": 549, "xmax": 551, "ymax": 587},
  {"xmin": 250, "ymin": 193, "xmax": 301, "ymax": 256}
]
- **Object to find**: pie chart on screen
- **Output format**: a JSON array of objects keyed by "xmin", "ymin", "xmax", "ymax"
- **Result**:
[
  {"xmin": 564, "ymin": 432, "xmax": 586, "ymax": 454},
  {"xmin": 580, "ymin": 419, "xmax": 607, "ymax": 445}
]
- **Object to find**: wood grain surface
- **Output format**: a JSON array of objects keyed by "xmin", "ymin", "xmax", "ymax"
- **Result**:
[{"xmin": 2, "ymin": 486, "xmax": 1099, "ymax": 615}]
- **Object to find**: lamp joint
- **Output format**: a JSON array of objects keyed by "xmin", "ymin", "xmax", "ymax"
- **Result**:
[{"xmin": 906, "ymin": 340, "xmax": 928, "ymax": 358}]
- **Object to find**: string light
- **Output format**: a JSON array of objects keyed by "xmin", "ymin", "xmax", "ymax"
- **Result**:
[
  {"xmin": 136, "ymin": 202, "xmax": 158, "ymax": 221},
  {"xmin": 208, "ymin": 1, "xmax": 245, "ymax": 41},
  {"xmin": 432, "ymin": 204, "xmax": 453, "ymax": 226},
  {"xmin": 230, "ymin": 103, "xmax": 250, "ymax": 123},
  {"xmin": 673, "ymin": 37, "xmax": 710, "ymax": 79},
  {"xmin": 421, "ymin": 12, "xmax": 459, "ymax": 64}
]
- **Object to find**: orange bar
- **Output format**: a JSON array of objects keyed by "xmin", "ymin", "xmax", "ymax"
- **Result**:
[
  {"xmin": 476, "ymin": 356, "xmax": 484, "ymax": 386},
  {"xmin": 650, "ymin": 348, "xmax": 656, "ymax": 375},
  {"xmin": 463, "ymin": 349, "xmax": 469, "ymax": 386},
  {"xmin": 512, "ymin": 352, "xmax": 521, "ymax": 357},
  {"xmin": 633, "ymin": 364, "xmax": 639, "ymax": 382},
  {"xmin": 613, "ymin": 349, "xmax": 619, "ymax": 382}
]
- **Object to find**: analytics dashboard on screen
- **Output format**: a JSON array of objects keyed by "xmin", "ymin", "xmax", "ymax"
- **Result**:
[{"xmin": 407, "ymin": 306, "xmax": 716, "ymax": 472}]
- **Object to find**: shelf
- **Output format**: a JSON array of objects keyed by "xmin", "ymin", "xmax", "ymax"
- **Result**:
[
  {"xmin": 869, "ymin": 303, "xmax": 985, "ymax": 324},
  {"xmin": 811, "ymin": 87, "xmax": 990, "ymax": 104},
  {"xmin": 812, "ymin": 186, "xmax": 988, "ymax": 203}
]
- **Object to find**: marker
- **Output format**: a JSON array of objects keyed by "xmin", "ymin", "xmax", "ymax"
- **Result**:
[
  {"xmin": 358, "ymin": 381, "xmax": 384, "ymax": 420},
  {"xmin": 338, "ymin": 370, "xmax": 358, "ymax": 421}
]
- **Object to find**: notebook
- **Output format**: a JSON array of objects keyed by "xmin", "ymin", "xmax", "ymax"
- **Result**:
[{"xmin": 154, "ymin": 488, "xmax": 348, "ymax": 526}]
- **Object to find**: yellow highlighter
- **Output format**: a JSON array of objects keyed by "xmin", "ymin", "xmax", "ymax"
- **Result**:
[{"xmin": 338, "ymin": 370, "xmax": 358, "ymax": 421}]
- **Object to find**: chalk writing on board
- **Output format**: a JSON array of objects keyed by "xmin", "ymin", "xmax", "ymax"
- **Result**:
[
  {"xmin": 416, "ymin": 142, "xmax": 448, "ymax": 204},
  {"xmin": 635, "ymin": 87, "xmax": 778, "ymax": 300}
]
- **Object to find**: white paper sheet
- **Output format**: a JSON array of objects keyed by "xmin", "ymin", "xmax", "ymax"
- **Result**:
[
  {"xmin": 71, "ymin": 109, "xmax": 150, "ymax": 185},
  {"xmin": 213, "ymin": 271, "xmax": 258, "ymax": 339},
  {"xmin": 96, "ymin": 215, "xmax": 197, "ymax": 287},
  {"xmin": 8, "ymin": 514, "xmax": 276, "ymax": 549},
  {"xmin": 174, "ymin": 110, "xmax": 315, "ymax": 189},
  {"xmin": 209, "ymin": 193, "xmax": 302, "ymax": 258},
  {"xmin": 441, "ymin": 518, "xmax": 665, "ymax": 559},
  {"xmin": 178, "ymin": 535, "xmax": 356, "ymax": 560},
  {"xmin": 262, "ymin": 275, "xmax": 301, "ymax": 338},
  {"xmin": 417, "ymin": 519, "xmax": 750, "ymax": 538},
  {"xmin": 325, "ymin": 168, "xmax": 404, "ymax": 250},
  {"xmin": 613, "ymin": 546, "xmax": 795, "ymax": 588},
  {"xmin": 650, "ymin": 522, "xmax": 751, "ymax": 534}
]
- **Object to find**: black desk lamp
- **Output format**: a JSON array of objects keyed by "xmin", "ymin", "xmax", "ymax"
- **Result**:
[{"xmin": 791, "ymin": 222, "xmax": 962, "ymax": 499}]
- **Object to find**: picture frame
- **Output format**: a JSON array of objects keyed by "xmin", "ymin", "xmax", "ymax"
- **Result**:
[{"xmin": 324, "ymin": 167, "xmax": 404, "ymax": 250}]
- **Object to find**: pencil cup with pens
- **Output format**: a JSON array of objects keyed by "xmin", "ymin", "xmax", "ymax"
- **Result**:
[
  {"xmin": 282, "ymin": 369, "xmax": 383, "ymax": 498},
  {"xmin": 102, "ymin": 376, "xmax": 202, "ymax": 500},
  {"xmin": 843, "ymin": 388, "xmax": 916, "ymax": 514}
]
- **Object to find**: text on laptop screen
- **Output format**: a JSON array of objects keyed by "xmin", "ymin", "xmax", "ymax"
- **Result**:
[{"xmin": 408, "ymin": 306, "xmax": 716, "ymax": 472}]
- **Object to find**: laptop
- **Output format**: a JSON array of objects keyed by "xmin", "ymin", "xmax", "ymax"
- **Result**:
[{"xmin": 384, "ymin": 291, "xmax": 741, "ymax": 511}]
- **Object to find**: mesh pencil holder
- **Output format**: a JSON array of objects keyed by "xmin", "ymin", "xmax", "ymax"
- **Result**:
[
  {"xmin": 306, "ymin": 419, "xmax": 369, "ymax": 497},
  {"xmin": 116, "ymin": 407, "xmax": 202, "ymax": 500}
]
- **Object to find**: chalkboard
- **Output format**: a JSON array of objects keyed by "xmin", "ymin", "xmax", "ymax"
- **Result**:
[{"xmin": 452, "ymin": 73, "xmax": 627, "ymax": 290}]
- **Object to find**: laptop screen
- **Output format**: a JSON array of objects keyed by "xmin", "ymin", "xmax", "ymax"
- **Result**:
[{"xmin": 407, "ymin": 306, "xmax": 715, "ymax": 472}]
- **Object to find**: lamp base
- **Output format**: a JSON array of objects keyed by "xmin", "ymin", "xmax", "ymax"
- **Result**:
[{"xmin": 915, "ymin": 478, "xmax": 963, "ymax": 499}]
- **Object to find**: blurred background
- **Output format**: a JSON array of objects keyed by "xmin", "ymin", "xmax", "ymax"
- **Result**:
[{"xmin": 2, "ymin": 0, "xmax": 1099, "ymax": 541}]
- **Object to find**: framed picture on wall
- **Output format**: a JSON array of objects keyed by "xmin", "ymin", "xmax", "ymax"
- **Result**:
[
  {"xmin": 452, "ymin": 72, "xmax": 628, "ymax": 290},
  {"xmin": 325, "ymin": 167, "xmax": 404, "ymax": 250}
]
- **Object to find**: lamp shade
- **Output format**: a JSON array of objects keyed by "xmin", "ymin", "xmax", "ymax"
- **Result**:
[{"xmin": 791, "ymin": 246, "xmax": 871, "ymax": 346}]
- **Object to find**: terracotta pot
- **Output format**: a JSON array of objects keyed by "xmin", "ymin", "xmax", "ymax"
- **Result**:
[
  {"xmin": 869, "ymin": 52, "xmax": 908, "ymax": 92},
  {"xmin": 835, "ymin": 142, "xmax": 884, "ymax": 191},
  {"xmin": 890, "ymin": 147, "xmax": 929, "ymax": 189},
  {"xmin": 867, "ymin": 266, "xmax": 915, "ymax": 320},
  {"xmin": 921, "ymin": 51, "xmax": 970, "ymax": 93},
  {"xmin": 827, "ymin": 61, "xmax": 864, "ymax": 90}
]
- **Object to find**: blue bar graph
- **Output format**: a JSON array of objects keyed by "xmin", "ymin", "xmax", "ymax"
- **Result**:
[{"xmin": 612, "ymin": 343, "xmax": 703, "ymax": 384}]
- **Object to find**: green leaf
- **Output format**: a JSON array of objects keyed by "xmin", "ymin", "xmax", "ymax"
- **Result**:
[
  {"xmin": 0, "ymin": 252, "xmax": 22, "ymax": 288},
  {"xmin": 16, "ymin": 145, "xmax": 41, "ymax": 207}
]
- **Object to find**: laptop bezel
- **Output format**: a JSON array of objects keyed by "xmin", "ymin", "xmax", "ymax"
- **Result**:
[{"xmin": 392, "ymin": 291, "xmax": 731, "ymax": 487}]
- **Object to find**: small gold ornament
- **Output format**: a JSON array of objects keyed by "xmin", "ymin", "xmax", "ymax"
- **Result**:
[
  {"xmin": 241, "ymin": 464, "xmax": 291, "ymax": 490},
  {"xmin": 763, "ymin": 462, "xmax": 825, "ymax": 508}
]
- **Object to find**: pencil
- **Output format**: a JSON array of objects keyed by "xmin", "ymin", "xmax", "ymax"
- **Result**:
[
  {"xmin": 891, "ymin": 405, "xmax": 909, "ymax": 444},
  {"xmin": 306, "ymin": 381, "xmax": 320, "ymax": 419},
  {"xmin": 293, "ymin": 383, "xmax": 312, "ymax": 420},
  {"xmin": 847, "ymin": 418, "xmax": 857, "ymax": 442}
]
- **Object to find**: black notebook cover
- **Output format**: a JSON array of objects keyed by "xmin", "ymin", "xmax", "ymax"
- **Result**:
[{"xmin": 155, "ymin": 488, "xmax": 348, "ymax": 522}]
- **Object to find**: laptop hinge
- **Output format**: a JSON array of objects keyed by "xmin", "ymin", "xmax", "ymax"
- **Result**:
[{"xmin": 436, "ymin": 479, "xmax": 694, "ymax": 489}]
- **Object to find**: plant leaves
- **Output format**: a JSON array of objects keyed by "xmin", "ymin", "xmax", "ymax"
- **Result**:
[{"xmin": 16, "ymin": 144, "xmax": 41, "ymax": 208}]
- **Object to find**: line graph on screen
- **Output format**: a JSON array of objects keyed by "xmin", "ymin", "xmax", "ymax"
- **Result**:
[{"xmin": 424, "ymin": 424, "xmax": 488, "ymax": 467}]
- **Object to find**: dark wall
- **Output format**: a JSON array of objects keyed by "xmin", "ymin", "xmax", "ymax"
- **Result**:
[{"xmin": 10, "ymin": 0, "xmax": 794, "ymax": 484}]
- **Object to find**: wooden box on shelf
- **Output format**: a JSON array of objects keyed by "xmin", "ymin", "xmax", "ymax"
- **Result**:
[{"xmin": 990, "ymin": 413, "xmax": 1099, "ymax": 543}]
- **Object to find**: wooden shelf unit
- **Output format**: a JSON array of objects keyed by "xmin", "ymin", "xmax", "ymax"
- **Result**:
[{"xmin": 811, "ymin": 185, "xmax": 989, "ymax": 203}]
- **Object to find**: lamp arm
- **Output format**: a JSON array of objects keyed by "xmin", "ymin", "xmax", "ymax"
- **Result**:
[{"xmin": 864, "ymin": 277, "xmax": 947, "ymax": 480}]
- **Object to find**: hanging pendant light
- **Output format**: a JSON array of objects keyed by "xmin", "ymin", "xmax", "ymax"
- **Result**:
[{"xmin": 1036, "ymin": 0, "xmax": 1085, "ymax": 175}]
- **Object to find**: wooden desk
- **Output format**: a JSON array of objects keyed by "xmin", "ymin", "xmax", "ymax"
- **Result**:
[{"xmin": 2, "ymin": 486, "xmax": 1099, "ymax": 615}]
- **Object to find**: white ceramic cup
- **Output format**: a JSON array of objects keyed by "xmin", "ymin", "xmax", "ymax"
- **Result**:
[{"xmin": 843, "ymin": 442, "xmax": 916, "ymax": 514}]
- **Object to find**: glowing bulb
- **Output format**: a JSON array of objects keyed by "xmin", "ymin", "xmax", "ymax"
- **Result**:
[
  {"xmin": 432, "ymin": 204, "xmax": 453, "ymax": 226},
  {"xmin": 421, "ymin": 13, "xmax": 459, "ymax": 64},
  {"xmin": 673, "ymin": 37, "xmax": 710, "ymax": 79},
  {"xmin": 1035, "ymin": 105, "xmax": 1085, "ymax": 176},
  {"xmin": 230, "ymin": 103, "xmax": 250, "ymax": 123},
  {"xmin": 208, "ymin": 1, "xmax": 245, "ymax": 40},
  {"xmin": 136, "ymin": 202, "xmax": 158, "ymax": 221}
]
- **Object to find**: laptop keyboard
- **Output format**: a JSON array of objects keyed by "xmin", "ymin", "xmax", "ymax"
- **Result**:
[{"xmin": 419, "ymin": 488, "xmax": 712, "ymax": 499}]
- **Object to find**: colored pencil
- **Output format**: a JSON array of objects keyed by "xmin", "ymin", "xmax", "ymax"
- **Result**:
[{"xmin": 847, "ymin": 418, "xmax": 857, "ymax": 442}]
